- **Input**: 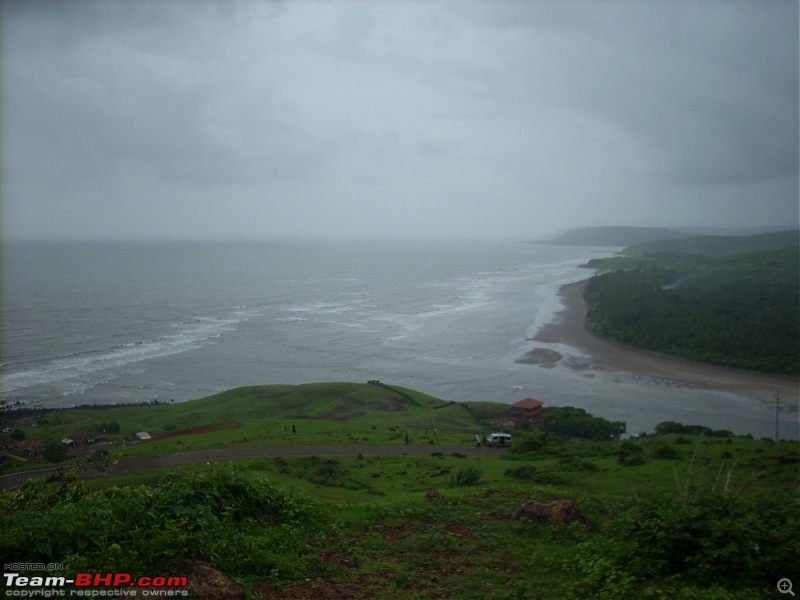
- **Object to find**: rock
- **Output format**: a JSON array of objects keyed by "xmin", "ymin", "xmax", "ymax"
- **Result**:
[
  {"xmin": 511, "ymin": 498, "xmax": 587, "ymax": 527},
  {"xmin": 183, "ymin": 561, "xmax": 244, "ymax": 600},
  {"xmin": 515, "ymin": 347, "xmax": 564, "ymax": 367}
]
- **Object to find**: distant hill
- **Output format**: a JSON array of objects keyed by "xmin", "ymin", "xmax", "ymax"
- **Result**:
[
  {"xmin": 624, "ymin": 229, "xmax": 799, "ymax": 257},
  {"xmin": 541, "ymin": 226, "xmax": 693, "ymax": 247}
]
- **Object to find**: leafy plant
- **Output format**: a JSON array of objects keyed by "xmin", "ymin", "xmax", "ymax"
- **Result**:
[
  {"xmin": 600, "ymin": 490, "xmax": 800, "ymax": 587},
  {"xmin": 450, "ymin": 466, "xmax": 483, "ymax": 487}
]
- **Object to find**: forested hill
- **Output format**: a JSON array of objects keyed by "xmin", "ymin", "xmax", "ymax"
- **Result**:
[
  {"xmin": 623, "ymin": 229, "xmax": 799, "ymax": 257},
  {"xmin": 540, "ymin": 225, "xmax": 797, "ymax": 249},
  {"xmin": 582, "ymin": 240, "xmax": 800, "ymax": 375},
  {"xmin": 541, "ymin": 225, "xmax": 692, "ymax": 246}
]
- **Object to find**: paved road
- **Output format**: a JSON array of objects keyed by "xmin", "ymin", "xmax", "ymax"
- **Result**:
[{"xmin": 0, "ymin": 444, "xmax": 509, "ymax": 491}]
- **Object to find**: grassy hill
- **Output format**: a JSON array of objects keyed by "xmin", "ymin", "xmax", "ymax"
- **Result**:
[
  {"xmin": 2, "ymin": 384, "xmax": 798, "ymax": 599},
  {"xmin": 3, "ymin": 382, "xmax": 488, "ymax": 459}
]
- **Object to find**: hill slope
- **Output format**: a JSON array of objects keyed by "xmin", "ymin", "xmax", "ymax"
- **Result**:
[
  {"xmin": 584, "ymin": 243, "xmax": 800, "ymax": 374},
  {"xmin": 624, "ymin": 229, "xmax": 799, "ymax": 257},
  {"xmin": 541, "ymin": 226, "xmax": 692, "ymax": 246}
]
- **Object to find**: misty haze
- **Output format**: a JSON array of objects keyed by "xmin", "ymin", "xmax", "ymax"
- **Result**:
[{"xmin": 1, "ymin": 2, "xmax": 798, "ymax": 598}]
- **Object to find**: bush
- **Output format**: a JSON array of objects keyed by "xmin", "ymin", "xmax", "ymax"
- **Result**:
[
  {"xmin": 0, "ymin": 465, "xmax": 324, "ymax": 577},
  {"xmin": 544, "ymin": 407, "xmax": 626, "ymax": 440},
  {"xmin": 618, "ymin": 441, "xmax": 645, "ymax": 466},
  {"xmin": 504, "ymin": 465, "xmax": 538, "ymax": 480},
  {"xmin": 610, "ymin": 491, "xmax": 800, "ymax": 585},
  {"xmin": 97, "ymin": 421, "xmax": 120, "ymax": 434},
  {"xmin": 650, "ymin": 444, "xmax": 683, "ymax": 460},
  {"xmin": 450, "ymin": 467, "xmax": 483, "ymax": 487},
  {"xmin": 43, "ymin": 442, "xmax": 69, "ymax": 463},
  {"xmin": 557, "ymin": 456, "xmax": 599, "ymax": 472}
]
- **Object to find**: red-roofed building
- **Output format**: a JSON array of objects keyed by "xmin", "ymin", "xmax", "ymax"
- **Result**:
[
  {"xmin": 10, "ymin": 439, "xmax": 45, "ymax": 457},
  {"xmin": 508, "ymin": 397, "xmax": 544, "ymax": 429}
]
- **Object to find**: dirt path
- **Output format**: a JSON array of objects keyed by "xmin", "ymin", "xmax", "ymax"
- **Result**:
[
  {"xmin": 533, "ymin": 280, "xmax": 799, "ymax": 403},
  {"xmin": 0, "ymin": 444, "xmax": 508, "ymax": 490}
]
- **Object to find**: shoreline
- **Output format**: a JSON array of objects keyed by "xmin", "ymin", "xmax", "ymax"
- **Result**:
[{"xmin": 531, "ymin": 280, "xmax": 800, "ymax": 405}]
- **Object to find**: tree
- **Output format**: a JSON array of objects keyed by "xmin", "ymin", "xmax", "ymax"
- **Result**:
[{"xmin": 43, "ymin": 441, "xmax": 69, "ymax": 463}]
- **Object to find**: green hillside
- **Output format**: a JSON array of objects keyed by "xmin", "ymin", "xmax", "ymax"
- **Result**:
[
  {"xmin": 3, "ymin": 382, "xmax": 484, "ymax": 458},
  {"xmin": 2, "ymin": 384, "xmax": 797, "ymax": 599},
  {"xmin": 623, "ymin": 229, "xmax": 799, "ymax": 257},
  {"xmin": 582, "ymin": 233, "xmax": 800, "ymax": 374},
  {"xmin": 541, "ymin": 225, "xmax": 692, "ymax": 247}
]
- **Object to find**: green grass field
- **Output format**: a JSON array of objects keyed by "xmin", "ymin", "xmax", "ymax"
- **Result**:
[{"xmin": 2, "ymin": 383, "xmax": 798, "ymax": 599}]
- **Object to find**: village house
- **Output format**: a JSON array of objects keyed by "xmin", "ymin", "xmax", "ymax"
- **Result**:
[
  {"xmin": 62, "ymin": 431, "xmax": 104, "ymax": 446},
  {"xmin": 9, "ymin": 439, "xmax": 45, "ymax": 458},
  {"xmin": 508, "ymin": 397, "xmax": 544, "ymax": 429}
]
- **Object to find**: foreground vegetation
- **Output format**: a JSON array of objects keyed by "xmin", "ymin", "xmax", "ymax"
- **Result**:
[
  {"xmin": 2, "ymin": 383, "xmax": 798, "ymax": 599},
  {"xmin": 584, "ymin": 232, "xmax": 799, "ymax": 374}
]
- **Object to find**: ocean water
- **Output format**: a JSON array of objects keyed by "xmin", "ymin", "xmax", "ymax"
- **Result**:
[{"xmin": 1, "ymin": 239, "xmax": 795, "ymax": 439}]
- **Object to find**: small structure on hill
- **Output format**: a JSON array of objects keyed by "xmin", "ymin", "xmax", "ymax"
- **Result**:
[
  {"xmin": 67, "ymin": 431, "xmax": 103, "ymax": 446},
  {"xmin": 10, "ymin": 439, "xmax": 45, "ymax": 457},
  {"xmin": 508, "ymin": 397, "xmax": 544, "ymax": 429}
]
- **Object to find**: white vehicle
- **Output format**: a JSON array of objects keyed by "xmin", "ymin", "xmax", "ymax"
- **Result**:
[{"xmin": 486, "ymin": 433, "xmax": 512, "ymax": 447}]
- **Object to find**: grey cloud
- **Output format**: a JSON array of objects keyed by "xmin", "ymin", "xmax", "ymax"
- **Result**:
[
  {"xmin": 2, "ymin": 0, "xmax": 797, "ymax": 241},
  {"xmin": 469, "ymin": 2, "xmax": 798, "ymax": 187}
]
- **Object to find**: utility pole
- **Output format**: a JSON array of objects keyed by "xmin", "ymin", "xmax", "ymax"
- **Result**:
[{"xmin": 774, "ymin": 391, "xmax": 782, "ymax": 442}]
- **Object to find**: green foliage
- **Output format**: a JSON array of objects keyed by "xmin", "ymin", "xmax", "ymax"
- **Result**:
[
  {"xmin": 504, "ymin": 464, "xmax": 538, "ymax": 480},
  {"xmin": 96, "ymin": 421, "xmax": 120, "ymax": 434},
  {"xmin": 618, "ymin": 441, "xmax": 645, "ymax": 466},
  {"xmin": 625, "ymin": 491, "xmax": 799, "ymax": 583},
  {"xmin": 2, "ymin": 386, "xmax": 796, "ymax": 599},
  {"xmin": 42, "ymin": 441, "xmax": 69, "ymax": 463},
  {"xmin": 272, "ymin": 456, "xmax": 371, "ymax": 491},
  {"xmin": 649, "ymin": 444, "xmax": 683, "ymax": 460},
  {"xmin": 503, "ymin": 464, "xmax": 569, "ymax": 485},
  {"xmin": 0, "ymin": 464, "xmax": 324, "ymax": 578},
  {"xmin": 557, "ymin": 456, "xmax": 599, "ymax": 472},
  {"xmin": 571, "ymin": 489, "xmax": 799, "ymax": 598},
  {"xmin": 655, "ymin": 421, "xmax": 735, "ymax": 437},
  {"xmin": 450, "ymin": 466, "xmax": 483, "ymax": 486},
  {"xmin": 584, "ymin": 245, "xmax": 800, "ymax": 374},
  {"xmin": 10, "ymin": 428, "xmax": 25, "ymax": 441},
  {"xmin": 543, "ymin": 406, "xmax": 626, "ymax": 440},
  {"xmin": 509, "ymin": 432, "xmax": 560, "ymax": 453}
]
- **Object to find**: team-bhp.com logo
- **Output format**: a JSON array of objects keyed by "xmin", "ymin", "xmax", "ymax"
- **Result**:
[{"xmin": 3, "ymin": 570, "xmax": 188, "ymax": 597}]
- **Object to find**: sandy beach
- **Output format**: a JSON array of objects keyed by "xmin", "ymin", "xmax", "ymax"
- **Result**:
[{"xmin": 531, "ymin": 280, "xmax": 799, "ymax": 405}]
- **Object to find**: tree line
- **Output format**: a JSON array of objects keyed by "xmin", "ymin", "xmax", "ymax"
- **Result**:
[{"xmin": 583, "ymin": 247, "xmax": 799, "ymax": 375}]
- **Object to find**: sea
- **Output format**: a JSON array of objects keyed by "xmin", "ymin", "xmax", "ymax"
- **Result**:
[{"xmin": 2, "ymin": 239, "xmax": 796, "ymax": 439}]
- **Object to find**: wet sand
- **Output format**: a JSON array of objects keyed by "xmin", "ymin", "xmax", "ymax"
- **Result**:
[{"xmin": 532, "ymin": 280, "xmax": 799, "ymax": 404}]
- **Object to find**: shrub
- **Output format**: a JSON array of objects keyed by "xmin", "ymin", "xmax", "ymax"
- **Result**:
[
  {"xmin": 0, "ymin": 465, "xmax": 324, "ymax": 577},
  {"xmin": 43, "ymin": 442, "xmax": 69, "ymax": 463},
  {"xmin": 650, "ymin": 444, "xmax": 683, "ymax": 460},
  {"xmin": 504, "ymin": 465, "xmax": 538, "ymax": 480},
  {"xmin": 618, "ymin": 441, "xmax": 645, "ymax": 466},
  {"xmin": 450, "ymin": 467, "xmax": 483, "ymax": 487},
  {"xmin": 544, "ymin": 407, "xmax": 626, "ymax": 440},
  {"xmin": 97, "ymin": 421, "xmax": 120, "ymax": 434},
  {"xmin": 557, "ymin": 456, "xmax": 599, "ymax": 472},
  {"xmin": 609, "ymin": 491, "xmax": 800, "ymax": 586}
]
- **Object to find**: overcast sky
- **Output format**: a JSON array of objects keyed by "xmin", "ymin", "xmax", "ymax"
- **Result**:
[{"xmin": 2, "ymin": 0, "xmax": 798, "ymax": 241}]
